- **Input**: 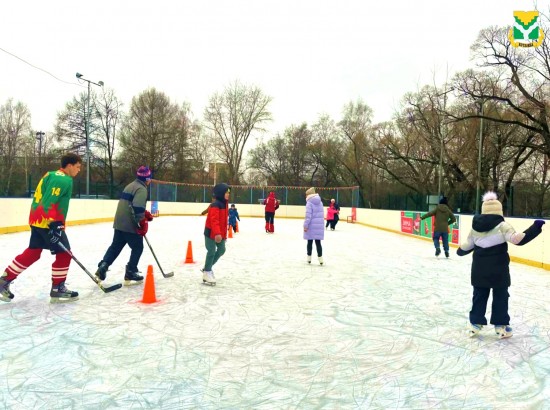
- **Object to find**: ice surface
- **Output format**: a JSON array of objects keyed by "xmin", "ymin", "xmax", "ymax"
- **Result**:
[{"xmin": 1, "ymin": 216, "xmax": 550, "ymax": 409}]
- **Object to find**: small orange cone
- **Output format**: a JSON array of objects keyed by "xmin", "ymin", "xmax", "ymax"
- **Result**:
[
  {"xmin": 228, "ymin": 225, "xmax": 233, "ymax": 238},
  {"xmin": 141, "ymin": 265, "xmax": 157, "ymax": 304},
  {"xmin": 235, "ymin": 221, "xmax": 239, "ymax": 233},
  {"xmin": 184, "ymin": 240, "xmax": 195, "ymax": 264}
]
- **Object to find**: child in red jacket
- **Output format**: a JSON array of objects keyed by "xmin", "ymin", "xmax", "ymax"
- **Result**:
[
  {"xmin": 263, "ymin": 191, "xmax": 280, "ymax": 233},
  {"xmin": 202, "ymin": 183, "xmax": 230, "ymax": 285}
]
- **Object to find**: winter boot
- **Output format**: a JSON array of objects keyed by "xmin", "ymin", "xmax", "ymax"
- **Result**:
[
  {"xmin": 0, "ymin": 272, "xmax": 14, "ymax": 302},
  {"xmin": 202, "ymin": 270, "xmax": 216, "ymax": 285},
  {"xmin": 50, "ymin": 281, "xmax": 79, "ymax": 303},
  {"xmin": 307, "ymin": 255, "xmax": 312, "ymax": 264},
  {"xmin": 95, "ymin": 261, "xmax": 109, "ymax": 281},
  {"xmin": 468, "ymin": 323, "xmax": 484, "ymax": 337},
  {"xmin": 265, "ymin": 222, "xmax": 270, "ymax": 233},
  {"xmin": 435, "ymin": 248, "xmax": 441, "ymax": 257},
  {"xmin": 124, "ymin": 266, "xmax": 144, "ymax": 286},
  {"xmin": 269, "ymin": 223, "xmax": 274, "ymax": 233},
  {"xmin": 495, "ymin": 325, "xmax": 513, "ymax": 339},
  {"xmin": 318, "ymin": 256, "xmax": 324, "ymax": 265},
  {"xmin": 445, "ymin": 250, "xmax": 450, "ymax": 258}
]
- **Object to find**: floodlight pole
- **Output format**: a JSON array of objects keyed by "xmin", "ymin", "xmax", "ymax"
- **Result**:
[{"xmin": 76, "ymin": 73, "xmax": 104, "ymax": 196}]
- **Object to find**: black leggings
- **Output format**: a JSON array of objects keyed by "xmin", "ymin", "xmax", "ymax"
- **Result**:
[{"xmin": 306, "ymin": 240, "xmax": 322, "ymax": 257}]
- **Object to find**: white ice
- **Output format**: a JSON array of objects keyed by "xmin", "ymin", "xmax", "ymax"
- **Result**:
[{"xmin": 1, "ymin": 216, "xmax": 550, "ymax": 409}]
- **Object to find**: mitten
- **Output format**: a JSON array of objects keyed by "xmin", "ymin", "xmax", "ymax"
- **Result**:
[
  {"xmin": 457, "ymin": 247, "xmax": 473, "ymax": 256},
  {"xmin": 137, "ymin": 219, "xmax": 148, "ymax": 236},
  {"xmin": 144, "ymin": 210, "xmax": 154, "ymax": 221},
  {"xmin": 534, "ymin": 220, "xmax": 546, "ymax": 228}
]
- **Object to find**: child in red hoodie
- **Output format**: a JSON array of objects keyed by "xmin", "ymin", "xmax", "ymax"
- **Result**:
[{"xmin": 202, "ymin": 183, "xmax": 230, "ymax": 285}]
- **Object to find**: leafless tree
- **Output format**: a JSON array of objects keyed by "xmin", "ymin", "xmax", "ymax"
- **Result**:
[
  {"xmin": 204, "ymin": 81, "xmax": 272, "ymax": 184},
  {"xmin": 0, "ymin": 99, "xmax": 32, "ymax": 195},
  {"xmin": 118, "ymin": 88, "xmax": 190, "ymax": 180}
]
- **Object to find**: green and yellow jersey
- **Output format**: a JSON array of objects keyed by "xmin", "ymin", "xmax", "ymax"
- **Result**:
[{"xmin": 28, "ymin": 169, "xmax": 74, "ymax": 228}]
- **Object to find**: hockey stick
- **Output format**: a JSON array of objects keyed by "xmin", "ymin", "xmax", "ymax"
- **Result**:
[
  {"xmin": 127, "ymin": 204, "xmax": 173, "ymax": 278},
  {"xmin": 144, "ymin": 235, "xmax": 174, "ymax": 278},
  {"xmin": 57, "ymin": 243, "xmax": 122, "ymax": 293}
]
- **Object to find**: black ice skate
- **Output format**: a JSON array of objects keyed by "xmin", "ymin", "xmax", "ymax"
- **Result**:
[
  {"xmin": 0, "ymin": 272, "xmax": 14, "ymax": 302},
  {"xmin": 50, "ymin": 281, "xmax": 79, "ymax": 303},
  {"xmin": 124, "ymin": 266, "xmax": 144, "ymax": 286},
  {"xmin": 95, "ymin": 261, "xmax": 109, "ymax": 281}
]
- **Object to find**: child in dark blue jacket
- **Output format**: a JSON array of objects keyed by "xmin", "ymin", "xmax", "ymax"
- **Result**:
[{"xmin": 228, "ymin": 204, "xmax": 240, "ymax": 233}]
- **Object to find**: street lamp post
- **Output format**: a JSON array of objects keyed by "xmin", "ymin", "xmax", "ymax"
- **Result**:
[
  {"xmin": 76, "ymin": 72, "xmax": 104, "ymax": 197},
  {"xmin": 475, "ymin": 101, "xmax": 484, "ymax": 214},
  {"xmin": 36, "ymin": 131, "xmax": 45, "ymax": 175}
]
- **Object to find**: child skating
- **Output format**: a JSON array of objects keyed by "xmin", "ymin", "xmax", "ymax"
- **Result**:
[
  {"xmin": 457, "ymin": 192, "xmax": 544, "ymax": 338},
  {"xmin": 228, "ymin": 204, "xmax": 240, "ymax": 234},
  {"xmin": 420, "ymin": 197, "xmax": 456, "ymax": 258},
  {"xmin": 201, "ymin": 183, "xmax": 230, "ymax": 285}
]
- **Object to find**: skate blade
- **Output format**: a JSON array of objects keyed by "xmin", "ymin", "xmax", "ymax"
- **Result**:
[
  {"xmin": 202, "ymin": 280, "xmax": 216, "ymax": 286},
  {"xmin": 124, "ymin": 280, "xmax": 143, "ymax": 286},
  {"xmin": 50, "ymin": 296, "xmax": 79, "ymax": 304},
  {"xmin": 0, "ymin": 296, "xmax": 13, "ymax": 303}
]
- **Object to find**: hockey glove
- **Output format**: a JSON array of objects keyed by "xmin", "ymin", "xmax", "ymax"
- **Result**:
[
  {"xmin": 48, "ymin": 221, "xmax": 64, "ymax": 253},
  {"xmin": 144, "ymin": 210, "xmax": 154, "ymax": 222},
  {"xmin": 137, "ymin": 219, "xmax": 148, "ymax": 236}
]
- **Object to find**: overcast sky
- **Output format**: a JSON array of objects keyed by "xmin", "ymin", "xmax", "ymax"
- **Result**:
[{"xmin": 0, "ymin": 0, "xmax": 546, "ymax": 137}]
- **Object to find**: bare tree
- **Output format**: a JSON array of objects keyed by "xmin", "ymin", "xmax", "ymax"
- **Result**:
[
  {"xmin": 118, "ymin": 88, "xmax": 190, "ymax": 179},
  {"xmin": 0, "ymin": 99, "xmax": 32, "ymax": 195},
  {"xmin": 94, "ymin": 88, "xmax": 123, "ymax": 194},
  {"xmin": 336, "ymin": 99, "xmax": 374, "ymax": 206},
  {"xmin": 248, "ymin": 123, "xmax": 314, "ymax": 186},
  {"xmin": 454, "ymin": 21, "xmax": 550, "ymax": 156},
  {"xmin": 204, "ymin": 81, "xmax": 272, "ymax": 184}
]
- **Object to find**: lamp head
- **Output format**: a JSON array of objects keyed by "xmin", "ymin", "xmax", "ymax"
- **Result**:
[
  {"xmin": 76, "ymin": 72, "xmax": 83, "ymax": 79},
  {"xmin": 98, "ymin": 81, "xmax": 104, "ymax": 87}
]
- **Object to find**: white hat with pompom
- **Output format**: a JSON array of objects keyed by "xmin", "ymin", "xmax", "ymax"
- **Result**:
[{"xmin": 481, "ymin": 191, "xmax": 503, "ymax": 216}]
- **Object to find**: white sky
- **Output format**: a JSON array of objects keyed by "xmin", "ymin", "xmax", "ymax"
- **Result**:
[{"xmin": 0, "ymin": 0, "xmax": 547, "ymax": 137}]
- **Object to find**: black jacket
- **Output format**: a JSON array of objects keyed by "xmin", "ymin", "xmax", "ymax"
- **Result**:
[{"xmin": 457, "ymin": 215, "xmax": 542, "ymax": 288}]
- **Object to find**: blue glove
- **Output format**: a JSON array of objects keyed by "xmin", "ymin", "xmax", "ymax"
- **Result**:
[
  {"xmin": 534, "ymin": 220, "xmax": 545, "ymax": 228},
  {"xmin": 48, "ymin": 221, "xmax": 64, "ymax": 253}
]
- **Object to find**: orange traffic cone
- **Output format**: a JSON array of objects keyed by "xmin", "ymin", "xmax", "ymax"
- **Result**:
[
  {"xmin": 184, "ymin": 240, "xmax": 195, "ymax": 264},
  {"xmin": 141, "ymin": 265, "xmax": 157, "ymax": 304},
  {"xmin": 235, "ymin": 221, "xmax": 239, "ymax": 233},
  {"xmin": 228, "ymin": 225, "xmax": 233, "ymax": 238}
]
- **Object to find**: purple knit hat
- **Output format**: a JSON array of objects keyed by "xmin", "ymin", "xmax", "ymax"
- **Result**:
[{"xmin": 136, "ymin": 166, "xmax": 152, "ymax": 181}]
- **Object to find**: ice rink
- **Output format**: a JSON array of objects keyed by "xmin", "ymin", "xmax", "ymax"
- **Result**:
[{"xmin": 1, "ymin": 215, "xmax": 550, "ymax": 409}]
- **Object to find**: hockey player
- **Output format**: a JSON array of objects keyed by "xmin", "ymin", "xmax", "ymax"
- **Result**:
[
  {"xmin": 1, "ymin": 153, "xmax": 82, "ymax": 303},
  {"xmin": 95, "ymin": 166, "xmax": 154, "ymax": 285},
  {"xmin": 201, "ymin": 183, "xmax": 230, "ymax": 285}
]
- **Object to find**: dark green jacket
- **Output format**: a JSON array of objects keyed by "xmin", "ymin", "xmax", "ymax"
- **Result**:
[{"xmin": 421, "ymin": 204, "xmax": 456, "ymax": 233}]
